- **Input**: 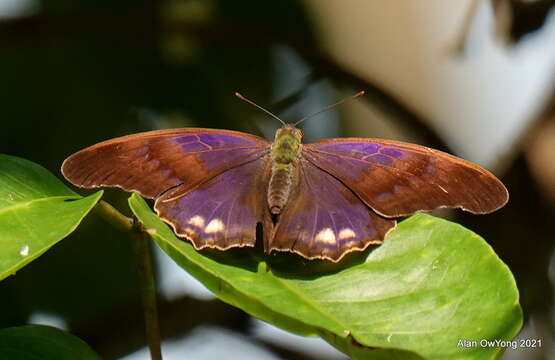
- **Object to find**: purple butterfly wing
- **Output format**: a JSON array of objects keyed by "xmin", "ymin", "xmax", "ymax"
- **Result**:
[
  {"xmin": 62, "ymin": 128, "xmax": 271, "ymax": 199},
  {"xmin": 303, "ymin": 138, "xmax": 508, "ymax": 217},
  {"xmin": 267, "ymin": 158, "xmax": 395, "ymax": 262},
  {"xmin": 155, "ymin": 156, "xmax": 271, "ymax": 250}
]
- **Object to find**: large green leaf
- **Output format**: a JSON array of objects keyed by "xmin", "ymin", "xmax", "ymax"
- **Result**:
[
  {"xmin": 0, "ymin": 155, "xmax": 102, "ymax": 280},
  {"xmin": 129, "ymin": 193, "xmax": 522, "ymax": 360},
  {"xmin": 0, "ymin": 325, "xmax": 101, "ymax": 360}
]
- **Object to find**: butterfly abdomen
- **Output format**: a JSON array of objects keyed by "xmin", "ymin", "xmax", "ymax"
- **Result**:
[
  {"xmin": 268, "ymin": 126, "xmax": 303, "ymax": 215},
  {"xmin": 267, "ymin": 163, "xmax": 295, "ymax": 215}
]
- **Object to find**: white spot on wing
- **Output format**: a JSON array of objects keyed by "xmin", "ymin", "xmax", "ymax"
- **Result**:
[
  {"xmin": 338, "ymin": 228, "xmax": 356, "ymax": 240},
  {"xmin": 188, "ymin": 215, "xmax": 205, "ymax": 228},
  {"xmin": 315, "ymin": 228, "xmax": 336, "ymax": 244},
  {"xmin": 205, "ymin": 219, "xmax": 224, "ymax": 234},
  {"xmin": 20, "ymin": 245, "xmax": 29, "ymax": 257},
  {"xmin": 438, "ymin": 185, "xmax": 448, "ymax": 193}
]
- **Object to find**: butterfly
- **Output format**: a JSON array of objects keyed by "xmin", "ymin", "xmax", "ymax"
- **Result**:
[{"xmin": 61, "ymin": 93, "xmax": 508, "ymax": 262}]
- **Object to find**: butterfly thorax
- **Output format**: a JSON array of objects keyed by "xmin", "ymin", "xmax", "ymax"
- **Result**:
[{"xmin": 268, "ymin": 126, "xmax": 303, "ymax": 215}]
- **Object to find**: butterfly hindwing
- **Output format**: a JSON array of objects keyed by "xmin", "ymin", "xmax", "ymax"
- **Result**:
[
  {"xmin": 303, "ymin": 138, "xmax": 508, "ymax": 217},
  {"xmin": 267, "ymin": 158, "xmax": 395, "ymax": 262},
  {"xmin": 61, "ymin": 128, "xmax": 270, "ymax": 199},
  {"xmin": 155, "ymin": 156, "xmax": 271, "ymax": 250}
]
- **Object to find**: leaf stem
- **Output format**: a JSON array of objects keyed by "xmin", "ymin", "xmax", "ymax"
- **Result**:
[
  {"xmin": 93, "ymin": 199, "xmax": 163, "ymax": 359},
  {"xmin": 131, "ymin": 220, "xmax": 163, "ymax": 360}
]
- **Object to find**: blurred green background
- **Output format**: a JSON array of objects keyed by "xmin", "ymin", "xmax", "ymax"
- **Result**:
[{"xmin": 1, "ymin": 1, "xmax": 555, "ymax": 359}]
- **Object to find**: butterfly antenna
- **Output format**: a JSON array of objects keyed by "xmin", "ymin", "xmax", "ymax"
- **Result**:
[
  {"xmin": 293, "ymin": 91, "xmax": 365, "ymax": 126},
  {"xmin": 235, "ymin": 92, "xmax": 287, "ymax": 126}
]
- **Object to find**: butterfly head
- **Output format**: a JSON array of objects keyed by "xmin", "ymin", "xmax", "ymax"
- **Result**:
[
  {"xmin": 272, "ymin": 125, "xmax": 303, "ymax": 164},
  {"xmin": 275, "ymin": 125, "xmax": 303, "ymax": 142}
]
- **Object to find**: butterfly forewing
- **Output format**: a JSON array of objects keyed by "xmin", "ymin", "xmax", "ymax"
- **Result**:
[
  {"xmin": 303, "ymin": 138, "xmax": 508, "ymax": 217},
  {"xmin": 267, "ymin": 158, "xmax": 395, "ymax": 262},
  {"xmin": 62, "ymin": 128, "xmax": 271, "ymax": 199}
]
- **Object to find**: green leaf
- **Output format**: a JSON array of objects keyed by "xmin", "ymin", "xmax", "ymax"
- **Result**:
[
  {"xmin": 129, "ymin": 193, "xmax": 522, "ymax": 360},
  {"xmin": 0, "ymin": 325, "xmax": 101, "ymax": 360},
  {"xmin": 0, "ymin": 155, "xmax": 102, "ymax": 280}
]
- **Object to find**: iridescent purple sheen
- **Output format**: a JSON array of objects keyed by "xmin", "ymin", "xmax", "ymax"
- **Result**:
[
  {"xmin": 197, "ymin": 148, "xmax": 267, "ymax": 170},
  {"xmin": 362, "ymin": 143, "xmax": 381, "ymax": 154},
  {"xmin": 273, "ymin": 160, "xmax": 389, "ymax": 255},
  {"xmin": 311, "ymin": 142, "xmax": 379, "ymax": 156},
  {"xmin": 156, "ymin": 158, "xmax": 265, "ymax": 249},
  {"xmin": 174, "ymin": 132, "xmax": 266, "ymax": 152},
  {"xmin": 304, "ymin": 151, "xmax": 362, "ymax": 181},
  {"xmin": 309, "ymin": 141, "xmax": 397, "ymax": 160},
  {"xmin": 307, "ymin": 140, "xmax": 409, "ymax": 161},
  {"xmin": 175, "ymin": 135, "xmax": 198, "ymax": 144},
  {"xmin": 165, "ymin": 174, "xmax": 256, "ymax": 233},
  {"xmin": 367, "ymin": 154, "xmax": 394, "ymax": 165},
  {"xmin": 380, "ymin": 148, "xmax": 403, "ymax": 158},
  {"xmin": 180, "ymin": 142, "xmax": 211, "ymax": 152},
  {"xmin": 306, "ymin": 141, "xmax": 405, "ymax": 173},
  {"xmin": 174, "ymin": 131, "xmax": 269, "ymax": 155},
  {"xmin": 198, "ymin": 133, "xmax": 262, "ymax": 148}
]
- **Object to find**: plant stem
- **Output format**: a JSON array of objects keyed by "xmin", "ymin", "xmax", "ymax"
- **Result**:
[
  {"xmin": 132, "ymin": 221, "xmax": 163, "ymax": 360},
  {"xmin": 93, "ymin": 200, "xmax": 133, "ymax": 232},
  {"xmin": 94, "ymin": 199, "xmax": 163, "ymax": 360}
]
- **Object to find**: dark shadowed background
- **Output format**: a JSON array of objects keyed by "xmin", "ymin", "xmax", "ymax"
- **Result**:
[{"xmin": 1, "ymin": 1, "xmax": 555, "ymax": 359}]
